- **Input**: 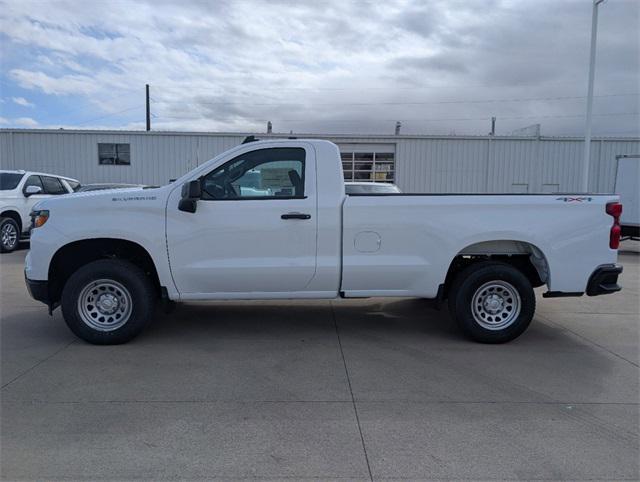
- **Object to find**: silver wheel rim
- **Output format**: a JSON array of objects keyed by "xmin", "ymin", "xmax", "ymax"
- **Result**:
[
  {"xmin": 1, "ymin": 223, "xmax": 17, "ymax": 249},
  {"xmin": 77, "ymin": 279, "xmax": 133, "ymax": 331},
  {"xmin": 471, "ymin": 280, "xmax": 521, "ymax": 330}
]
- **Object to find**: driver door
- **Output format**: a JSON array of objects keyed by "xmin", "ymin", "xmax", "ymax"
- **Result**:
[{"xmin": 166, "ymin": 144, "xmax": 318, "ymax": 297}]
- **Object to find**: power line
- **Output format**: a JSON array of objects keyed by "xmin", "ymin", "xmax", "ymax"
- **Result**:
[
  {"xmin": 74, "ymin": 105, "xmax": 143, "ymax": 126},
  {"xmin": 35, "ymin": 94, "xmax": 140, "ymax": 122},
  {"xmin": 149, "ymin": 78, "xmax": 640, "ymax": 92},
  {"xmin": 154, "ymin": 112, "xmax": 639, "ymax": 123},
  {"xmin": 151, "ymin": 93, "xmax": 639, "ymax": 107}
]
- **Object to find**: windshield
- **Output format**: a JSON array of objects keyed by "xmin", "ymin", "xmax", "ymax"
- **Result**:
[{"xmin": 0, "ymin": 173, "xmax": 24, "ymax": 191}]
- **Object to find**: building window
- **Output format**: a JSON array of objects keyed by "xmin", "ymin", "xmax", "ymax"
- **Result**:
[
  {"xmin": 341, "ymin": 151, "xmax": 395, "ymax": 182},
  {"xmin": 98, "ymin": 143, "xmax": 130, "ymax": 165}
]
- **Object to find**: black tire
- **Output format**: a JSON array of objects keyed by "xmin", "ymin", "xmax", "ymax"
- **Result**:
[
  {"xmin": 61, "ymin": 259, "xmax": 156, "ymax": 344},
  {"xmin": 0, "ymin": 217, "xmax": 20, "ymax": 253},
  {"xmin": 448, "ymin": 261, "xmax": 535, "ymax": 343}
]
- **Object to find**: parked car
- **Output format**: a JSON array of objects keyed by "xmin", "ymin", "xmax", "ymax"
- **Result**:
[
  {"xmin": 0, "ymin": 170, "xmax": 79, "ymax": 252},
  {"xmin": 77, "ymin": 183, "xmax": 146, "ymax": 192},
  {"xmin": 25, "ymin": 140, "xmax": 623, "ymax": 345},
  {"xmin": 345, "ymin": 182, "xmax": 401, "ymax": 194}
]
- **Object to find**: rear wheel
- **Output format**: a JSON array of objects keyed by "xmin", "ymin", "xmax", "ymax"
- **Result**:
[
  {"xmin": 448, "ymin": 261, "xmax": 535, "ymax": 343},
  {"xmin": 0, "ymin": 217, "xmax": 20, "ymax": 253},
  {"xmin": 61, "ymin": 259, "xmax": 156, "ymax": 344}
]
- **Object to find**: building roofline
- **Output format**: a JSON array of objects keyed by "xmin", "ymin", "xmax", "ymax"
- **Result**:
[{"xmin": 0, "ymin": 127, "xmax": 638, "ymax": 142}]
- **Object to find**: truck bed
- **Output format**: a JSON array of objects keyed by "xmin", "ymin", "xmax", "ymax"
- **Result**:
[{"xmin": 340, "ymin": 193, "xmax": 618, "ymax": 298}]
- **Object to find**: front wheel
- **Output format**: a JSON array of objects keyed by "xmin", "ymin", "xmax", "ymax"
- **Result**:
[
  {"xmin": 448, "ymin": 261, "xmax": 535, "ymax": 343},
  {"xmin": 0, "ymin": 217, "xmax": 20, "ymax": 253},
  {"xmin": 61, "ymin": 259, "xmax": 156, "ymax": 344}
]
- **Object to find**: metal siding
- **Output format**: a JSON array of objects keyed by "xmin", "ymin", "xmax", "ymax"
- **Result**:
[
  {"xmin": 0, "ymin": 132, "xmax": 13, "ymax": 169},
  {"xmin": 396, "ymin": 138, "xmax": 491, "ymax": 193},
  {"xmin": 0, "ymin": 131, "xmax": 248, "ymax": 185},
  {"xmin": 489, "ymin": 140, "xmax": 538, "ymax": 192},
  {"xmin": 1, "ymin": 130, "xmax": 638, "ymax": 193},
  {"xmin": 395, "ymin": 137, "xmax": 639, "ymax": 194}
]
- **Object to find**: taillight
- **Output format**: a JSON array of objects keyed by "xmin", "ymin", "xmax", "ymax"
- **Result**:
[
  {"xmin": 606, "ymin": 202, "xmax": 622, "ymax": 249},
  {"xmin": 606, "ymin": 202, "xmax": 622, "ymax": 218}
]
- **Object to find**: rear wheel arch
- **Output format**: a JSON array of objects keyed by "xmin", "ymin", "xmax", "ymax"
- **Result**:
[
  {"xmin": 442, "ymin": 239, "xmax": 550, "ymax": 299},
  {"xmin": 48, "ymin": 238, "xmax": 162, "ymax": 306}
]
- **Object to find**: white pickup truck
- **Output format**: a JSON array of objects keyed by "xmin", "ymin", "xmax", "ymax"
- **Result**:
[{"xmin": 25, "ymin": 139, "xmax": 623, "ymax": 345}]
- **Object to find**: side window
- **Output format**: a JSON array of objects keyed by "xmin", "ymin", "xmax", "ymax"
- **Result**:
[
  {"xmin": 22, "ymin": 175, "xmax": 43, "ymax": 195},
  {"xmin": 41, "ymin": 176, "xmax": 67, "ymax": 195},
  {"xmin": 201, "ymin": 148, "xmax": 305, "ymax": 200}
]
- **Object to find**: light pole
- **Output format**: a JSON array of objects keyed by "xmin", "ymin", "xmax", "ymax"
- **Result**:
[{"xmin": 582, "ymin": 0, "xmax": 606, "ymax": 192}]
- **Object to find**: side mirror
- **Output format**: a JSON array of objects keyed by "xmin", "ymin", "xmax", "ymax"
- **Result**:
[
  {"xmin": 178, "ymin": 180, "xmax": 202, "ymax": 213},
  {"xmin": 181, "ymin": 180, "xmax": 202, "ymax": 199},
  {"xmin": 24, "ymin": 185, "xmax": 42, "ymax": 196}
]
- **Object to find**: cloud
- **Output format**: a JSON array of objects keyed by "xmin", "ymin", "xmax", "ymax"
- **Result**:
[
  {"xmin": 390, "ymin": 55, "xmax": 469, "ymax": 74},
  {"xmin": 10, "ymin": 69, "xmax": 101, "ymax": 96},
  {"xmin": 14, "ymin": 117, "xmax": 39, "ymax": 127},
  {"xmin": 0, "ymin": 0, "xmax": 637, "ymax": 136},
  {"xmin": 11, "ymin": 96, "xmax": 35, "ymax": 107},
  {"xmin": 0, "ymin": 117, "xmax": 9, "ymax": 124}
]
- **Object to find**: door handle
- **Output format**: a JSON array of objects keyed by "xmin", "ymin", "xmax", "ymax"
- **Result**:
[{"xmin": 281, "ymin": 213, "xmax": 311, "ymax": 220}]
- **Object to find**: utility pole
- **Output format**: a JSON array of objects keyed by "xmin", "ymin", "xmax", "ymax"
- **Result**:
[
  {"xmin": 582, "ymin": 0, "xmax": 605, "ymax": 192},
  {"xmin": 145, "ymin": 84, "xmax": 151, "ymax": 131}
]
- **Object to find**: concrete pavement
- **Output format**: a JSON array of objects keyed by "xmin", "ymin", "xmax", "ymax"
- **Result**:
[{"xmin": 1, "ymin": 242, "xmax": 638, "ymax": 480}]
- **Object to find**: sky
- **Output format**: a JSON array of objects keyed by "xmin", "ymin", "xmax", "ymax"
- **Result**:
[{"xmin": 0, "ymin": 0, "xmax": 638, "ymax": 137}]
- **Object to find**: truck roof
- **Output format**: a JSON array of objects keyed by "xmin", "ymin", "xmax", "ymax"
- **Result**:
[{"xmin": 240, "ymin": 137, "xmax": 337, "ymax": 147}]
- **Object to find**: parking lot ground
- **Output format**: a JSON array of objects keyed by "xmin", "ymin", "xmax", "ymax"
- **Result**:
[{"xmin": 1, "ymin": 242, "xmax": 638, "ymax": 481}]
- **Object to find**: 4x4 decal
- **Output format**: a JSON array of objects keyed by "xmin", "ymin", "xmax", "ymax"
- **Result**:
[{"xmin": 556, "ymin": 196, "xmax": 593, "ymax": 203}]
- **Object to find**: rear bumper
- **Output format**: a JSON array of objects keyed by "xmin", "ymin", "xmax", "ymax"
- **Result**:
[
  {"xmin": 543, "ymin": 263, "xmax": 622, "ymax": 298},
  {"xmin": 24, "ymin": 272, "xmax": 50, "ymax": 306},
  {"xmin": 586, "ymin": 264, "xmax": 623, "ymax": 296}
]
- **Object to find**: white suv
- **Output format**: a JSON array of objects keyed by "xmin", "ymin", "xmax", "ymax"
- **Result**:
[{"xmin": 1, "ymin": 170, "xmax": 79, "ymax": 252}]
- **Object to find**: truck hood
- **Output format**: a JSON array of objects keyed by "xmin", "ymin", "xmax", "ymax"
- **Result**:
[
  {"xmin": 67, "ymin": 186, "xmax": 147, "ymax": 198},
  {"xmin": 32, "ymin": 186, "xmax": 168, "ymax": 213}
]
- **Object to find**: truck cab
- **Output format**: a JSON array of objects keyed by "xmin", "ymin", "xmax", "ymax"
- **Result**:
[{"xmin": 166, "ymin": 140, "xmax": 344, "ymax": 298}]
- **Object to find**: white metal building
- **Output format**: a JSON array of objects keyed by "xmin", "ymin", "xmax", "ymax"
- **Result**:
[{"xmin": 1, "ymin": 129, "xmax": 638, "ymax": 193}]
